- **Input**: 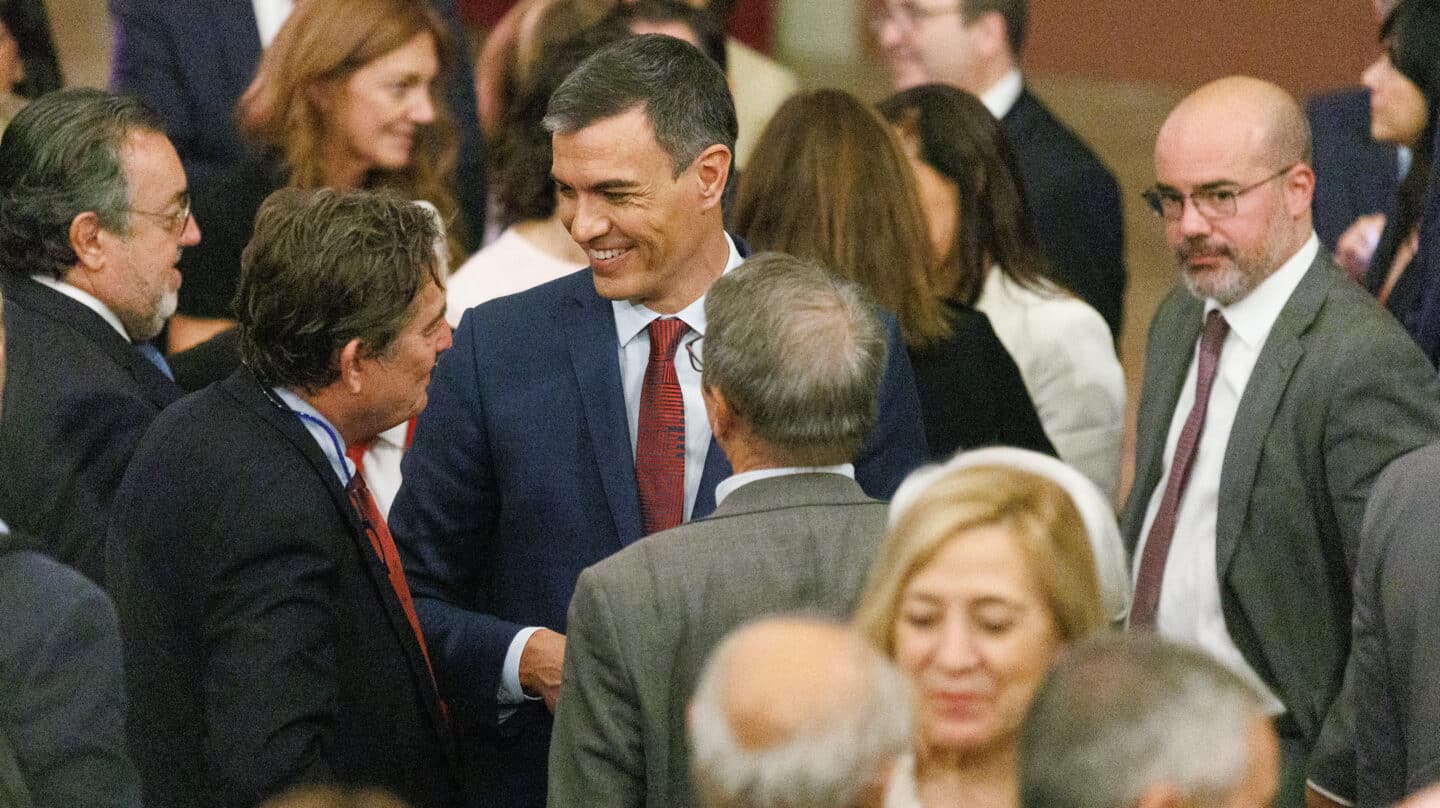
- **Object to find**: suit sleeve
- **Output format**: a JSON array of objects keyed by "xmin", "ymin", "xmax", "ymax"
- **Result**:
[
  {"xmin": 8, "ymin": 559, "xmax": 142, "ymax": 808},
  {"xmin": 852, "ymin": 314, "xmax": 927, "ymax": 500},
  {"xmin": 200, "ymin": 475, "xmax": 344, "ymax": 807},
  {"xmin": 391, "ymin": 311, "xmax": 523, "ymax": 727},
  {"xmin": 1310, "ymin": 324, "xmax": 1440, "ymax": 799},
  {"xmin": 547, "ymin": 567, "xmax": 645, "ymax": 808}
]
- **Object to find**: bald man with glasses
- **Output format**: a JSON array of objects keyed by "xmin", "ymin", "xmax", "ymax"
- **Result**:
[{"xmin": 1121, "ymin": 76, "xmax": 1440, "ymax": 808}]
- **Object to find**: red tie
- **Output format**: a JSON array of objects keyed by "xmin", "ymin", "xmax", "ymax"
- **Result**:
[
  {"xmin": 346, "ymin": 461, "xmax": 446, "ymax": 719},
  {"xmin": 636, "ymin": 318, "xmax": 689, "ymax": 535},
  {"xmin": 1130, "ymin": 310, "xmax": 1230, "ymax": 629}
]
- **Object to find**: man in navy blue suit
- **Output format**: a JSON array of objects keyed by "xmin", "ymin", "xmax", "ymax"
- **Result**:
[{"xmin": 389, "ymin": 35, "xmax": 926, "ymax": 808}]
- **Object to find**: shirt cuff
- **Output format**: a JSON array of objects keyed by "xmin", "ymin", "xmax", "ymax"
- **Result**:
[
  {"xmin": 498, "ymin": 626, "xmax": 545, "ymax": 706},
  {"xmin": 1307, "ymin": 780, "xmax": 1354, "ymax": 807}
]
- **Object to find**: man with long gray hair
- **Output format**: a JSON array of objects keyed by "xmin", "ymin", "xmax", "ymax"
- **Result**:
[
  {"xmin": 0, "ymin": 88, "xmax": 197, "ymax": 582},
  {"xmin": 1020, "ymin": 634, "xmax": 1279, "ymax": 808},
  {"xmin": 688, "ymin": 617, "xmax": 911, "ymax": 808},
  {"xmin": 547, "ymin": 253, "xmax": 896, "ymax": 807}
]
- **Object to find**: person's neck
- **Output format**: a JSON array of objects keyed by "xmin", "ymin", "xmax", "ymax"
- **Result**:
[
  {"xmin": 914, "ymin": 742, "xmax": 1018, "ymax": 808},
  {"xmin": 514, "ymin": 215, "xmax": 588, "ymax": 265},
  {"xmin": 958, "ymin": 56, "xmax": 1015, "ymax": 99},
  {"xmin": 321, "ymin": 147, "xmax": 369, "ymax": 190},
  {"xmin": 643, "ymin": 224, "xmax": 730, "ymax": 315},
  {"xmin": 717, "ymin": 435, "xmax": 787, "ymax": 476},
  {"xmin": 289, "ymin": 384, "xmax": 370, "ymax": 447}
]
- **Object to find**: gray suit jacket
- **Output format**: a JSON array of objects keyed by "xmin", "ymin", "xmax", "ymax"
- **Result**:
[
  {"xmin": 546, "ymin": 473, "xmax": 887, "ymax": 808},
  {"xmin": 1120, "ymin": 250, "xmax": 1440, "ymax": 802},
  {"xmin": 1354, "ymin": 442, "xmax": 1440, "ymax": 806}
]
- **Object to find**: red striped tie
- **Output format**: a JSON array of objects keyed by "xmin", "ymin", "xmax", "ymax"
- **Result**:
[
  {"xmin": 637, "ymin": 318, "xmax": 689, "ymax": 535},
  {"xmin": 1130, "ymin": 309, "xmax": 1229, "ymax": 629}
]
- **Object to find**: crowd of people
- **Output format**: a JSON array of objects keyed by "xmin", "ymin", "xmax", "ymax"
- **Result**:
[{"xmin": 3, "ymin": 0, "xmax": 1440, "ymax": 807}]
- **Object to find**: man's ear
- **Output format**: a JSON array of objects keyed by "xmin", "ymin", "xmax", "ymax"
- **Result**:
[
  {"xmin": 969, "ymin": 10, "xmax": 1010, "ymax": 61},
  {"xmin": 693, "ymin": 144, "xmax": 732, "ymax": 213},
  {"xmin": 702, "ymin": 382, "xmax": 732, "ymax": 440},
  {"xmin": 1283, "ymin": 163, "xmax": 1316, "ymax": 218},
  {"xmin": 337, "ymin": 338, "xmax": 366, "ymax": 395},
  {"xmin": 68, "ymin": 211, "xmax": 106, "ymax": 273}
]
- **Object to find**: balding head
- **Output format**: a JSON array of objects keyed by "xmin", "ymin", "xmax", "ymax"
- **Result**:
[
  {"xmin": 1150, "ymin": 77, "xmax": 1316, "ymax": 305},
  {"xmin": 688, "ymin": 617, "xmax": 911, "ymax": 808}
]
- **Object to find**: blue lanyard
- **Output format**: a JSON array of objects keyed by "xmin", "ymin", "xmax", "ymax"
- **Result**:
[{"xmin": 292, "ymin": 410, "xmax": 355, "ymax": 490}]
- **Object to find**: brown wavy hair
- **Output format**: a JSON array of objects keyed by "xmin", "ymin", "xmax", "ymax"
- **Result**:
[
  {"xmin": 238, "ymin": 0, "xmax": 461, "ymax": 249},
  {"xmin": 734, "ymin": 89, "xmax": 949, "ymax": 348}
]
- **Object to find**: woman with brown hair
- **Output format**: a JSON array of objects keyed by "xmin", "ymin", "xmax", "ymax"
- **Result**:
[
  {"xmin": 168, "ymin": 0, "xmax": 462, "ymax": 354},
  {"xmin": 734, "ymin": 89, "xmax": 1053, "ymax": 461},
  {"xmin": 878, "ymin": 85, "xmax": 1124, "ymax": 501}
]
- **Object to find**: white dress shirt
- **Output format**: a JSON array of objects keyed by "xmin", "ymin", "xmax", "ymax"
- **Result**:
[
  {"xmin": 713, "ymin": 464, "xmax": 855, "ymax": 508},
  {"xmin": 272, "ymin": 387, "xmax": 354, "ymax": 487},
  {"xmin": 361, "ymin": 421, "xmax": 410, "ymax": 520},
  {"xmin": 31, "ymin": 275, "xmax": 129, "ymax": 340},
  {"xmin": 979, "ymin": 68, "xmax": 1024, "ymax": 120},
  {"xmin": 1133, "ymin": 233, "xmax": 1320, "ymax": 715},
  {"xmin": 252, "ymin": 0, "xmax": 293, "ymax": 48},
  {"xmin": 497, "ymin": 234, "xmax": 744, "ymax": 712}
]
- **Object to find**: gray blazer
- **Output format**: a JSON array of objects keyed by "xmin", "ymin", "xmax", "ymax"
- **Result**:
[
  {"xmin": 1354, "ymin": 442, "xmax": 1440, "ymax": 806},
  {"xmin": 1120, "ymin": 250, "xmax": 1440, "ymax": 801},
  {"xmin": 546, "ymin": 473, "xmax": 888, "ymax": 808}
]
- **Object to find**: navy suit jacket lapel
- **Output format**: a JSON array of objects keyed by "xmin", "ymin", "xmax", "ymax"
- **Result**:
[{"xmin": 562, "ymin": 275, "xmax": 644, "ymax": 545}]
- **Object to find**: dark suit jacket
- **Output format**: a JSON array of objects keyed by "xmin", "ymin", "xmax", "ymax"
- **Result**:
[
  {"xmin": 547, "ymin": 473, "xmax": 888, "ymax": 808},
  {"xmin": 106, "ymin": 0, "xmax": 488, "ymax": 243},
  {"xmin": 1307, "ymin": 87, "xmax": 1401, "ymax": 253},
  {"xmin": 0, "ymin": 274, "xmax": 180, "ymax": 583},
  {"xmin": 1002, "ymin": 89, "xmax": 1126, "ymax": 337},
  {"xmin": 1354, "ymin": 442, "xmax": 1440, "ymax": 806},
  {"xmin": 908, "ymin": 300, "xmax": 1054, "ymax": 460},
  {"xmin": 389, "ymin": 265, "xmax": 927, "ymax": 808},
  {"xmin": 106, "ymin": 369, "xmax": 463, "ymax": 808},
  {"xmin": 1120, "ymin": 251, "xmax": 1440, "ymax": 804},
  {"xmin": 0, "ymin": 532, "xmax": 141, "ymax": 808}
]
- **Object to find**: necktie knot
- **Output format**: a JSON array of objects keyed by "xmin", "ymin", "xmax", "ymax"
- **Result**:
[{"xmin": 647, "ymin": 318, "xmax": 689, "ymax": 360}]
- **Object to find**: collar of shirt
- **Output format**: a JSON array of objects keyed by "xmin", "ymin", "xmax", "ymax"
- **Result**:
[
  {"xmin": 30, "ymin": 274, "xmax": 129, "ymax": 341},
  {"xmin": 252, "ymin": 0, "xmax": 294, "ymax": 48},
  {"xmin": 1206, "ymin": 233, "xmax": 1319, "ymax": 351},
  {"xmin": 980, "ymin": 68, "xmax": 1024, "ymax": 120},
  {"xmin": 611, "ymin": 233, "xmax": 743, "ymax": 346},
  {"xmin": 372, "ymin": 420, "xmax": 410, "ymax": 450},
  {"xmin": 0, "ymin": 516, "xmax": 8, "ymax": 535},
  {"xmin": 272, "ymin": 386, "xmax": 354, "ymax": 487},
  {"xmin": 713, "ymin": 464, "xmax": 856, "ymax": 508}
]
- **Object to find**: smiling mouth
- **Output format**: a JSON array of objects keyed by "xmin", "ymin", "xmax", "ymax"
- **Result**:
[{"xmin": 589, "ymin": 247, "xmax": 629, "ymax": 262}]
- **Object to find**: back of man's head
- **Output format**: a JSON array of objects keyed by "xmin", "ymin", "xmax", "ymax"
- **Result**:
[
  {"xmin": 543, "ymin": 32, "xmax": 736, "ymax": 177},
  {"xmin": 604, "ymin": 0, "xmax": 728, "ymax": 71},
  {"xmin": 701, "ymin": 252, "xmax": 886, "ymax": 466},
  {"xmin": 235, "ymin": 187, "xmax": 442, "ymax": 391},
  {"xmin": 0, "ymin": 88, "xmax": 163, "ymax": 280},
  {"xmin": 1020, "ymin": 634, "xmax": 1279, "ymax": 808},
  {"xmin": 689, "ymin": 617, "xmax": 911, "ymax": 808}
]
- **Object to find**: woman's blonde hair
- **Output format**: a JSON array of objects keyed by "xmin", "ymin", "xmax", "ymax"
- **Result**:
[
  {"xmin": 238, "ymin": 0, "xmax": 460, "ymax": 245},
  {"xmin": 854, "ymin": 464, "xmax": 1106, "ymax": 655}
]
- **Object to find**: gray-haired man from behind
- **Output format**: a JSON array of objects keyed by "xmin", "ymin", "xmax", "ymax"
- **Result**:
[
  {"xmin": 688, "ymin": 617, "xmax": 911, "ymax": 808},
  {"xmin": 1020, "ymin": 634, "xmax": 1280, "ymax": 808},
  {"xmin": 547, "ymin": 253, "xmax": 898, "ymax": 807}
]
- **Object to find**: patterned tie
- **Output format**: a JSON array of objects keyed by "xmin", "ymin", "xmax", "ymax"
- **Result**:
[
  {"xmin": 1130, "ymin": 309, "xmax": 1230, "ymax": 629},
  {"xmin": 636, "ymin": 317, "xmax": 689, "ymax": 535},
  {"xmin": 347, "ymin": 470, "xmax": 446, "ymax": 719}
]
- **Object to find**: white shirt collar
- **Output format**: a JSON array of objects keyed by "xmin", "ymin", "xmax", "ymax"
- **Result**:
[
  {"xmin": 611, "ymin": 233, "xmax": 743, "ymax": 347},
  {"xmin": 30, "ymin": 274, "xmax": 130, "ymax": 341},
  {"xmin": 373, "ymin": 420, "xmax": 410, "ymax": 449},
  {"xmin": 980, "ymin": 68, "xmax": 1024, "ymax": 120},
  {"xmin": 252, "ymin": 0, "xmax": 294, "ymax": 48},
  {"xmin": 1206, "ymin": 233, "xmax": 1319, "ymax": 350},
  {"xmin": 272, "ymin": 386, "xmax": 355, "ymax": 487},
  {"xmin": 713, "ymin": 464, "xmax": 856, "ymax": 508}
]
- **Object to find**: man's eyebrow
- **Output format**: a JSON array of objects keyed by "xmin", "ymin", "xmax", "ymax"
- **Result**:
[
  {"xmin": 1193, "ymin": 180, "xmax": 1242, "ymax": 192},
  {"xmin": 549, "ymin": 176, "xmax": 638, "ymax": 192}
]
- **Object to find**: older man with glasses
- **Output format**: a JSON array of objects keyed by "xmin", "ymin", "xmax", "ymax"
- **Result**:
[{"xmin": 1121, "ymin": 75, "xmax": 1440, "ymax": 808}]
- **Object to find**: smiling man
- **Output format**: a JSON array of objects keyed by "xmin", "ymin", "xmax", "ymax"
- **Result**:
[
  {"xmin": 0, "ymin": 88, "xmax": 195, "ymax": 584},
  {"xmin": 1121, "ymin": 76, "xmax": 1440, "ymax": 808},
  {"xmin": 106, "ymin": 188, "xmax": 462, "ymax": 808},
  {"xmin": 389, "ymin": 34, "xmax": 926, "ymax": 808}
]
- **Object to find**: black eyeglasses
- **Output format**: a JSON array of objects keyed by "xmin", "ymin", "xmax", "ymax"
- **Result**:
[
  {"xmin": 1141, "ymin": 164, "xmax": 1296, "ymax": 221},
  {"xmin": 126, "ymin": 195, "xmax": 192, "ymax": 236},
  {"xmin": 685, "ymin": 335, "xmax": 703, "ymax": 372}
]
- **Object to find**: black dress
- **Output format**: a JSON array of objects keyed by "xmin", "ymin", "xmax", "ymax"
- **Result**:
[{"xmin": 906, "ymin": 301, "xmax": 1056, "ymax": 461}]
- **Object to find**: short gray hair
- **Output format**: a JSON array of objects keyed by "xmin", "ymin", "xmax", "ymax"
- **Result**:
[
  {"xmin": 1020, "ymin": 634, "xmax": 1265, "ymax": 808},
  {"xmin": 702, "ymin": 253, "xmax": 886, "ymax": 466},
  {"xmin": 543, "ymin": 33, "xmax": 736, "ymax": 177},
  {"xmin": 0, "ymin": 88, "xmax": 163, "ymax": 279},
  {"xmin": 689, "ymin": 620, "xmax": 911, "ymax": 808}
]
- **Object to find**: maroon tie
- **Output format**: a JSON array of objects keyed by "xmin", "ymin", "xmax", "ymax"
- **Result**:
[
  {"xmin": 1130, "ymin": 310, "xmax": 1230, "ymax": 629},
  {"xmin": 636, "ymin": 318, "xmax": 689, "ymax": 535}
]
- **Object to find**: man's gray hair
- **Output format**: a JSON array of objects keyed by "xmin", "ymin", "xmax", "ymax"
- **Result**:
[
  {"xmin": 1020, "ymin": 634, "xmax": 1265, "ymax": 808},
  {"xmin": 702, "ymin": 252, "xmax": 886, "ymax": 466},
  {"xmin": 0, "ymin": 88, "xmax": 164, "ymax": 279},
  {"xmin": 689, "ymin": 620, "xmax": 911, "ymax": 808},
  {"xmin": 543, "ymin": 33, "xmax": 736, "ymax": 177}
]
